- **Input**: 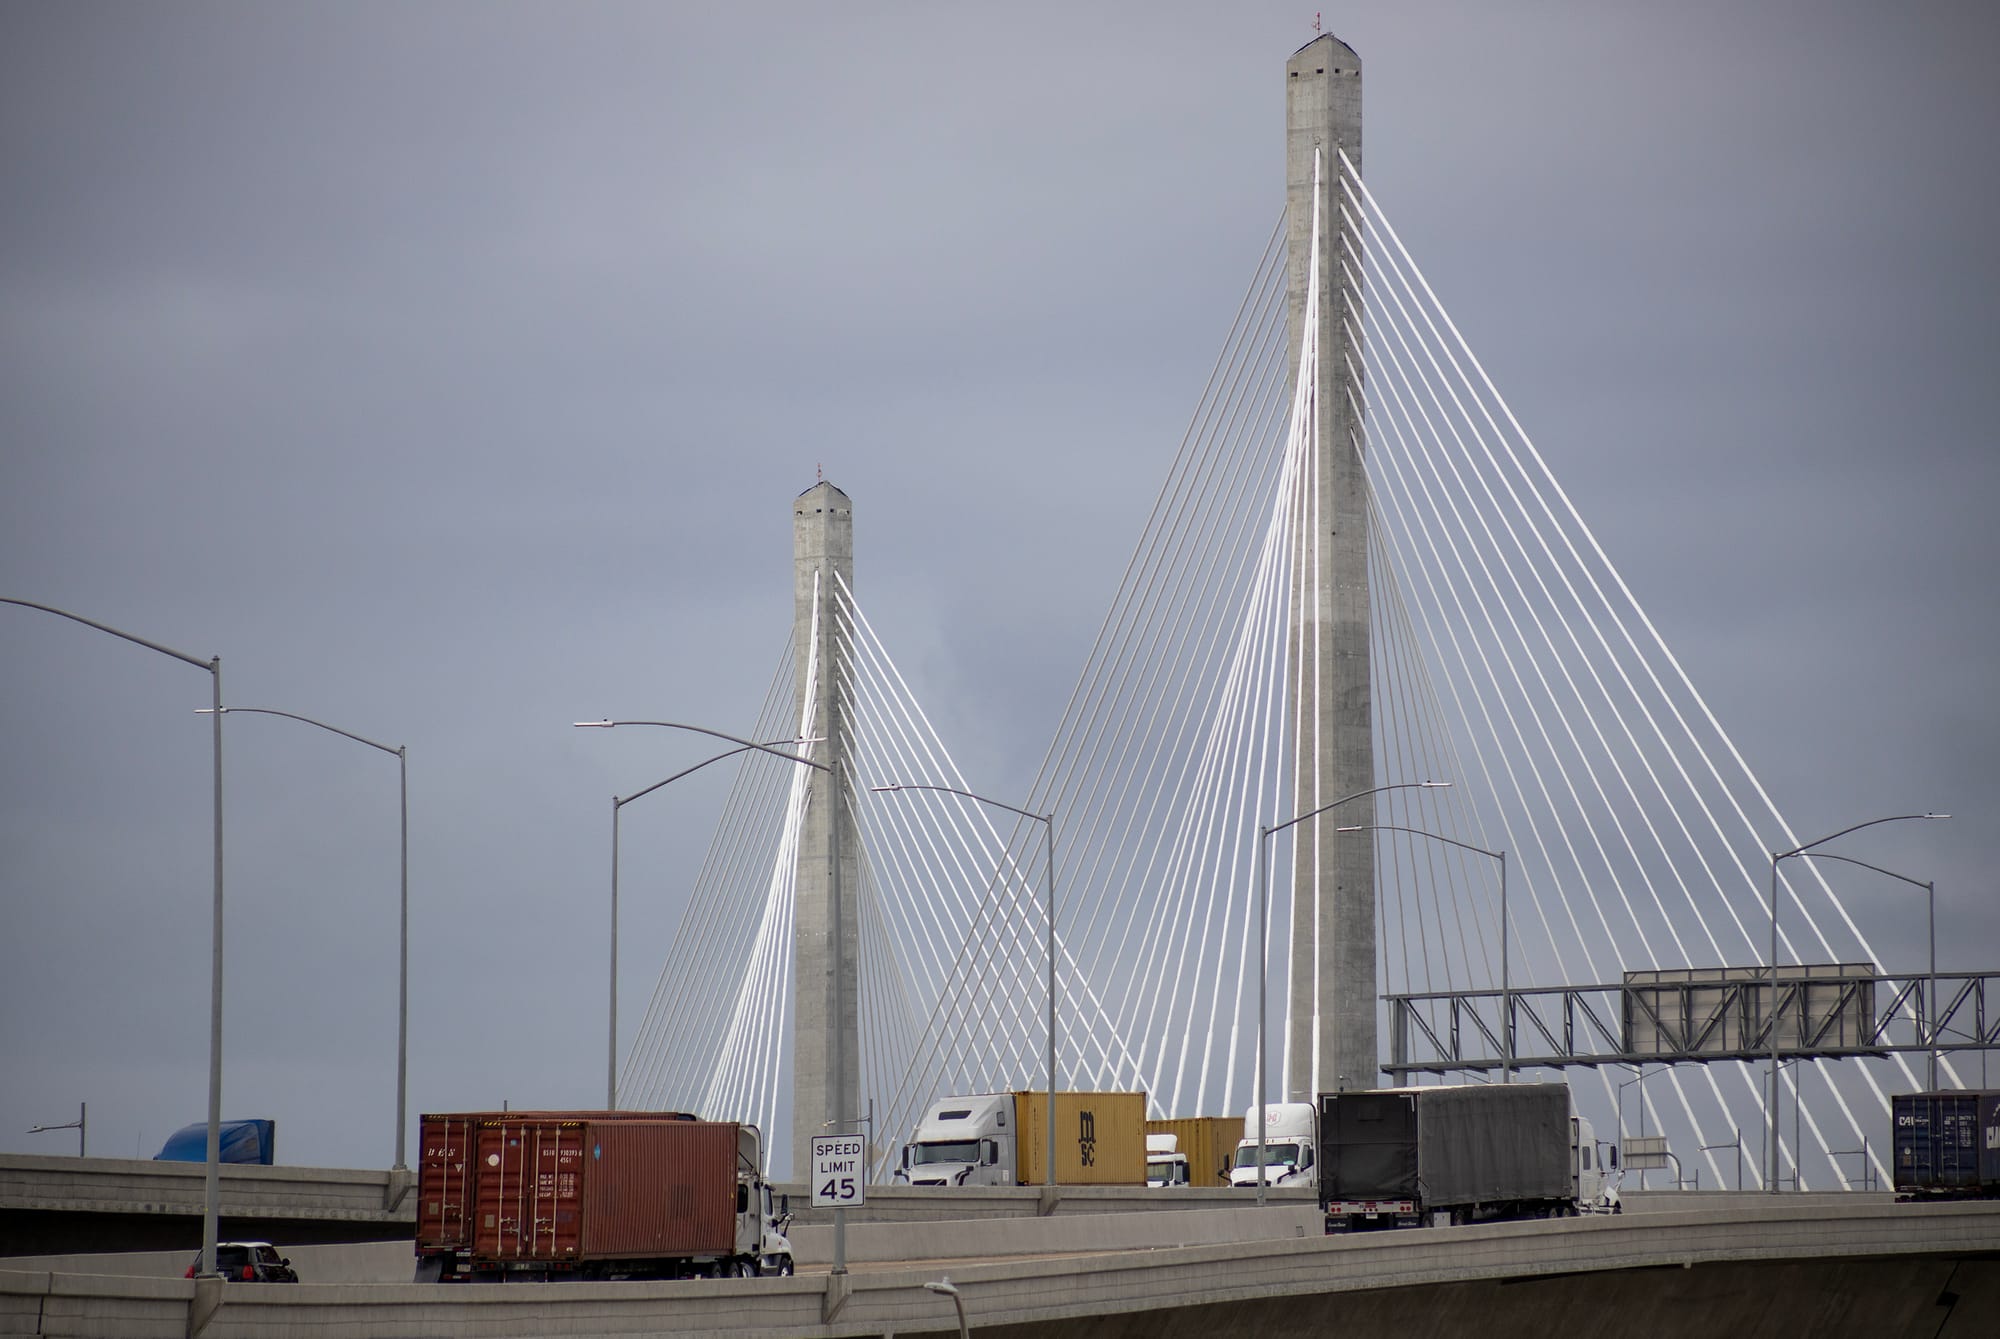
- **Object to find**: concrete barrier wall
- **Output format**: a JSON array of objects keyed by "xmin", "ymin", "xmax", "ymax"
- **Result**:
[
  {"xmin": 0, "ymin": 1153, "xmax": 413, "ymax": 1223},
  {"xmin": 772, "ymin": 1181, "xmax": 1315, "ymax": 1225},
  {"xmin": 789, "ymin": 1203, "xmax": 1322, "ymax": 1264},
  {"xmin": 3, "ymin": 1197, "xmax": 1994, "ymax": 1338},
  {"xmin": 6, "ymin": 1239, "xmax": 416, "ymax": 1285}
]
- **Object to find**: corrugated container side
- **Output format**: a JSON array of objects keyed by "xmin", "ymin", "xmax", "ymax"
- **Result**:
[
  {"xmin": 1894, "ymin": 1091, "xmax": 2000, "ymax": 1194},
  {"xmin": 1146, "ymin": 1117, "xmax": 1244, "ymax": 1186},
  {"xmin": 1984, "ymin": 1093, "xmax": 2000, "ymax": 1189},
  {"xmin": 1415, "ymin": 1083, "xmax": 1571, "ymax": 1207},
  {"xmin": 1015, "ymin": 1092, "xmax": 1147, "ymax": 1185},
  {"xmin": 473, "ymin": 1118, "xmax": 587, "ymax": 1260},
  {"xmin": 468, "ymin": 1116, "xmax": 740, "ymax": 1263},
  {"xmin": 580, "ymin": 1120, "xmax": 738, "ymax": 1257},
  {"xmin": 421, "ymin": 1110, "xmax": 702, "ymax": 1259},
  {"xmin": 416, "ymin": 1114, "xmax": 480, "ymax": 1251}
]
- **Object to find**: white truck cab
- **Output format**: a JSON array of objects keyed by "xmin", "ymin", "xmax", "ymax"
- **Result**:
[
  {"xmin": 735, "ymin": 1125, "xmax": 796, "ymax": 1277},
  {"xmin": 1146, "ymin": 1133, "xmax": 1191, "ymax": 1187},
  {"xmin": 893, "ymin": 1094, "xmax": 1017, "ymax": 1187},
  {"xmin": 1229, "ymin": 1102, "xmax": 1318, "ymax": 1189},
  {"xmin": 1573, "ymin": 1115, "xmax": 1622, "ymax": 1214}
]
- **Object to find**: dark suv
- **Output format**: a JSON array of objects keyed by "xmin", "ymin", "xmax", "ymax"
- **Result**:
[{"xmin": 184, "ymin": 1241, "xmax": 298, "ymax": 1282}]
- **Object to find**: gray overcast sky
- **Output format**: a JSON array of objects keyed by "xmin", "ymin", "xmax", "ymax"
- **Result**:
[{"xmin": 4, "ymin": 3, "xmax": 1997, "ymax": 1169}]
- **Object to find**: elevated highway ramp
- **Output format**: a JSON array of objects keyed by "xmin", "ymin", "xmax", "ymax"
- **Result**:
[{"xmin": 4, "ymin": 1196, "xmax": 1996, "ymax": 1337}]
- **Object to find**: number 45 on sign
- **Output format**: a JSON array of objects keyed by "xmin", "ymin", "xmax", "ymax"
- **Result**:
[{"xmin": 810, "ymin": 1134, "xmax": 866, "ymax": 1208}]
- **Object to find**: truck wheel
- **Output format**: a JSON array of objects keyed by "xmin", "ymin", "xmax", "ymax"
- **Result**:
[
  {"xmin": 734, "ymin": 1260, "xmax": 756, "ymax": 1278},
  {"xmin": 778, "ymin": 1256, "xmax": 795, "ymax": 1277}
]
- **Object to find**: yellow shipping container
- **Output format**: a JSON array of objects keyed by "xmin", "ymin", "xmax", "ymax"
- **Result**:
[
  {"xmin": 1146, "ymin": 1116, "xmax": 1245, "ymax": 1187},
  {"xmin": 1013, "ymin": 1091, "xmax": 1147, "ymax": 1185}
]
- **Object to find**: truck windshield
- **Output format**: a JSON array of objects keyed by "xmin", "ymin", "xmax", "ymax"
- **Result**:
[
  {"xmin": 908, "ymin": 1140, "xmax": 980, "ymax": 1166},
  {"xmin": 1234, "ymin": 1142, "xmax": 1301, "ymax": 1168}
]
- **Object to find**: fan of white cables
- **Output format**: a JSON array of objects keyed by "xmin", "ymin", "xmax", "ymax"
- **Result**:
[{"xmin": 1339, "ymin": 147, "xmax": 1949, "ymax": 1189}]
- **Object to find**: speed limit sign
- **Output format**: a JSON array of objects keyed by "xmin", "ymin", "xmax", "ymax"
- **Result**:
[{"xmin": 810, "ymin": 1134, "xmax": 867, "ymax": 1208}]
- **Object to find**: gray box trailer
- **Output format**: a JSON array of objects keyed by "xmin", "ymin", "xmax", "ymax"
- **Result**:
[{"xmin": 1318, "ymin": 1083, "xmax": 1589, "ymax": 1230}]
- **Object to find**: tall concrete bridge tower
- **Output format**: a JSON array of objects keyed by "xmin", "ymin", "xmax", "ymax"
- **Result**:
[
  {"xmin": 791, "ymin": 480, "xmax": 861, "ymax": 1177},
  {"xmin": 1283, "ymin": 35, "xmax": 1375, "ymax": 1100}
]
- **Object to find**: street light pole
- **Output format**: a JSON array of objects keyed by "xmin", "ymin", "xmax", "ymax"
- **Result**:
[
  {"xmin": 27, "ymin": 1102, "xmax": 86, "ymax": 1157},
  {"xmin": 601, "ymin": 738, "xmax": 802, "ymax": 1108},
  {"xmin": 1256, "ymin": 781, "xmax": 1450, "ymax": 1207},
  {"xmin": 872, "ymin": 782, "xmax": 1057, "ymax": 1190},
  {"xmin": 3, "ymin": 598, "xmax": 224, "ymax": 1276},
  {"xmin": 1794, "ymin": 850, "xmax": 1940, "ymax": 1092},
  {"xmin": 922, "ymin": 1276, "xmax": 969, "ymax": 1339},
  {"xmin": 575, "ymin": 720, "xmax": 843, "ymax": 1265},
  {"xmin": 1768, "ymin": 812, "xmax": 1947, "ymax": 1193},
  {"xmin": 1335, "ymin": 823, "xmax": 1507, "ymax": 1080},
  {"xmin": 196, "ymin": 707, "xmax": 410, "ymax": 1170},
  {"xmin": 1615, "ymin": 1068, "xmax": 1648, "ymax": 1190}
]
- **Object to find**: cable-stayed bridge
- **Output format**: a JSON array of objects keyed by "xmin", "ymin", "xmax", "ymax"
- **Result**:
[{"xmin": 611, "ymin": 33, "xmax": 1986, "ymax": 1196}]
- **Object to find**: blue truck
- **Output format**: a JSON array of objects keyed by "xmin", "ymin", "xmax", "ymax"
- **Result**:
[{"xmin": 154, "ymin": 1119, "xmax": 275, "ymax": 1165}]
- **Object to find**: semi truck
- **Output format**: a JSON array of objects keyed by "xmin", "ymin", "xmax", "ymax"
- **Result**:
[
  {"xmin": 893, "ymin": 1091, "xmax": 1147, "ymax": 1186},
  {"xmin": 414, "ymin": 1110, "xmax": 793, "ymax": 1280},
  {"xmin": 1317, "ymin": 1083, "xmax": 1619, "ymax": 1231},
  {"xmin": 1228, "ymin": 1102, "xmax": 1319, "ymax": 1189},
  {"xmin": 154, "ymin": 1119, "xmax": 275, "ymax": 1165},
  {"xmin": 1148, "ymin": 1116, "xmax": 1243, "ymax": 1187},
  {"xmin": 1146, "ymin": 1134, "xmax": 1190, "ymax": 1185},
  {"xmin": 1893, "ymin": 1090, "xmax": 2000, "ymax": 1200}
]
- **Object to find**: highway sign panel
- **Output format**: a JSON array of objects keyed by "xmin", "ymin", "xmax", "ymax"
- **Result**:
[{"xmin": 810, "ymin": 1134, "xmax": 867, "ymax": 1208}]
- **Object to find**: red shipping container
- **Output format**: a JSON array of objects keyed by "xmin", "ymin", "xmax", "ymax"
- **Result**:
[
  {"xmin": 416, "ymin": 1114, "xmax": 480, "ymax": 1252},
  {"xmin": 419, "ymin": 1110, "xmax": 702, "ymax": 1256},
  {"xmin": 470, "ymin": 1117, "xmax": 740, "ymax": 1264}
]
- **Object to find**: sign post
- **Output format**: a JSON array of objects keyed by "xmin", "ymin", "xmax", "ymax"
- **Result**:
[{"xmin": 811, "ymin": 1133, "xmax": 866, "ymax": 1276}]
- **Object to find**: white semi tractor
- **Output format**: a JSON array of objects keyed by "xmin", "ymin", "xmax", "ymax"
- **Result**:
[
  {"xmin": 1146, "ymin": 1134, "xmax": 1190, "ymax": 1186},
  {"xmin": 893, "ymin": 1091, "xmax": 1147, "ymax": 1187},
  {"xmin": 1228, "ymin": 1102, "xmax": 1320, "ymax": 1189}
]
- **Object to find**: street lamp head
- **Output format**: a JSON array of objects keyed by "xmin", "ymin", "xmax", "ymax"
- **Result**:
[
  {"xmin": 1335, "ymin": 825, "xmax": 1364, "ymax": 832},
  {"xmin": 1419, "ymin": 780, "xmax": 1452, "ymax": 788},
  {"xmin": 923, "ymin": 1277, "xmax": 960, "ymax": 1298},
  {"xmin": 1923, "ymin": 813, "xmax": 1951, "ymax": 820},
  {"xmin": 869, "ymin": 784, "xmax": 906, "ymax": 793},
  {"xmin": 572, "ymin": 720, "xmax": 614, "ymax": 728}
]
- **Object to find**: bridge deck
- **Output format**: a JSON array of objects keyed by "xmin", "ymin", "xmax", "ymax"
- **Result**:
[{"xmin": 4, "ymin": 1197, "xmax": 1995, "ymax": 1337}]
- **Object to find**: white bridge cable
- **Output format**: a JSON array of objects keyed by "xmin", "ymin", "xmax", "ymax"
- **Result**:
[
  {"xmin": 1017, "ymin": 231, "xmax": 1301, "ymax": 1113},
  {"xmin": 1107, "ymin": 323, "xmax": 1305, "ymax": 1106},
  {"xmin": 1343, "ymin": 241, "xmax": 1778, "ymax": 1185},
  {"xmin": 1052, "ymin": 255, "xmax": 1292, "ymax": 973},
  {"xmin": 1061, "ymin": 285, "xmax": 1298, "ymax": 1110},
  {"xmin": 1070, "ymin": 278, "xmax": 1296, "ymax": 1001},
  {"xmin": 834, "ymin": 580, "xmax": 1074, "ymax": 1057},
  {"xmin": 698, "ymin": 591, "xmax": 825, "ymax": 1138},
  {"xmin": 836, "ymin": 613, "xmax": 1043, "ymax": 1057},
  {"xmin": 1340, "ymin": 154, "xmax": 1897, "ymax": 1185},
  {"xmin": 1366, "ymin": 507, "xmax": 1488, "ymax": 1002},
  {"xmin": 1346, "ymin": 150, "xmax": 1925, "ymax": 1162},
  {"xmin": 1350, "ymin": 223, "xmax": 1779, "ymax": 1189},
  {"xmin": 1356, "ymin": 353, "xmax": 1746, "ymax": 1185},
  {"xmin": 1341, "ymin": 202, "xmax": 1753, "ymax": 969},
  {"xmin": 620, "ymin": 635, "xmax": 807, "ymax": 1114},
  {"xmin": 831, "ymin": 575, "xmax": 1147, "ymax": 1164}
]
